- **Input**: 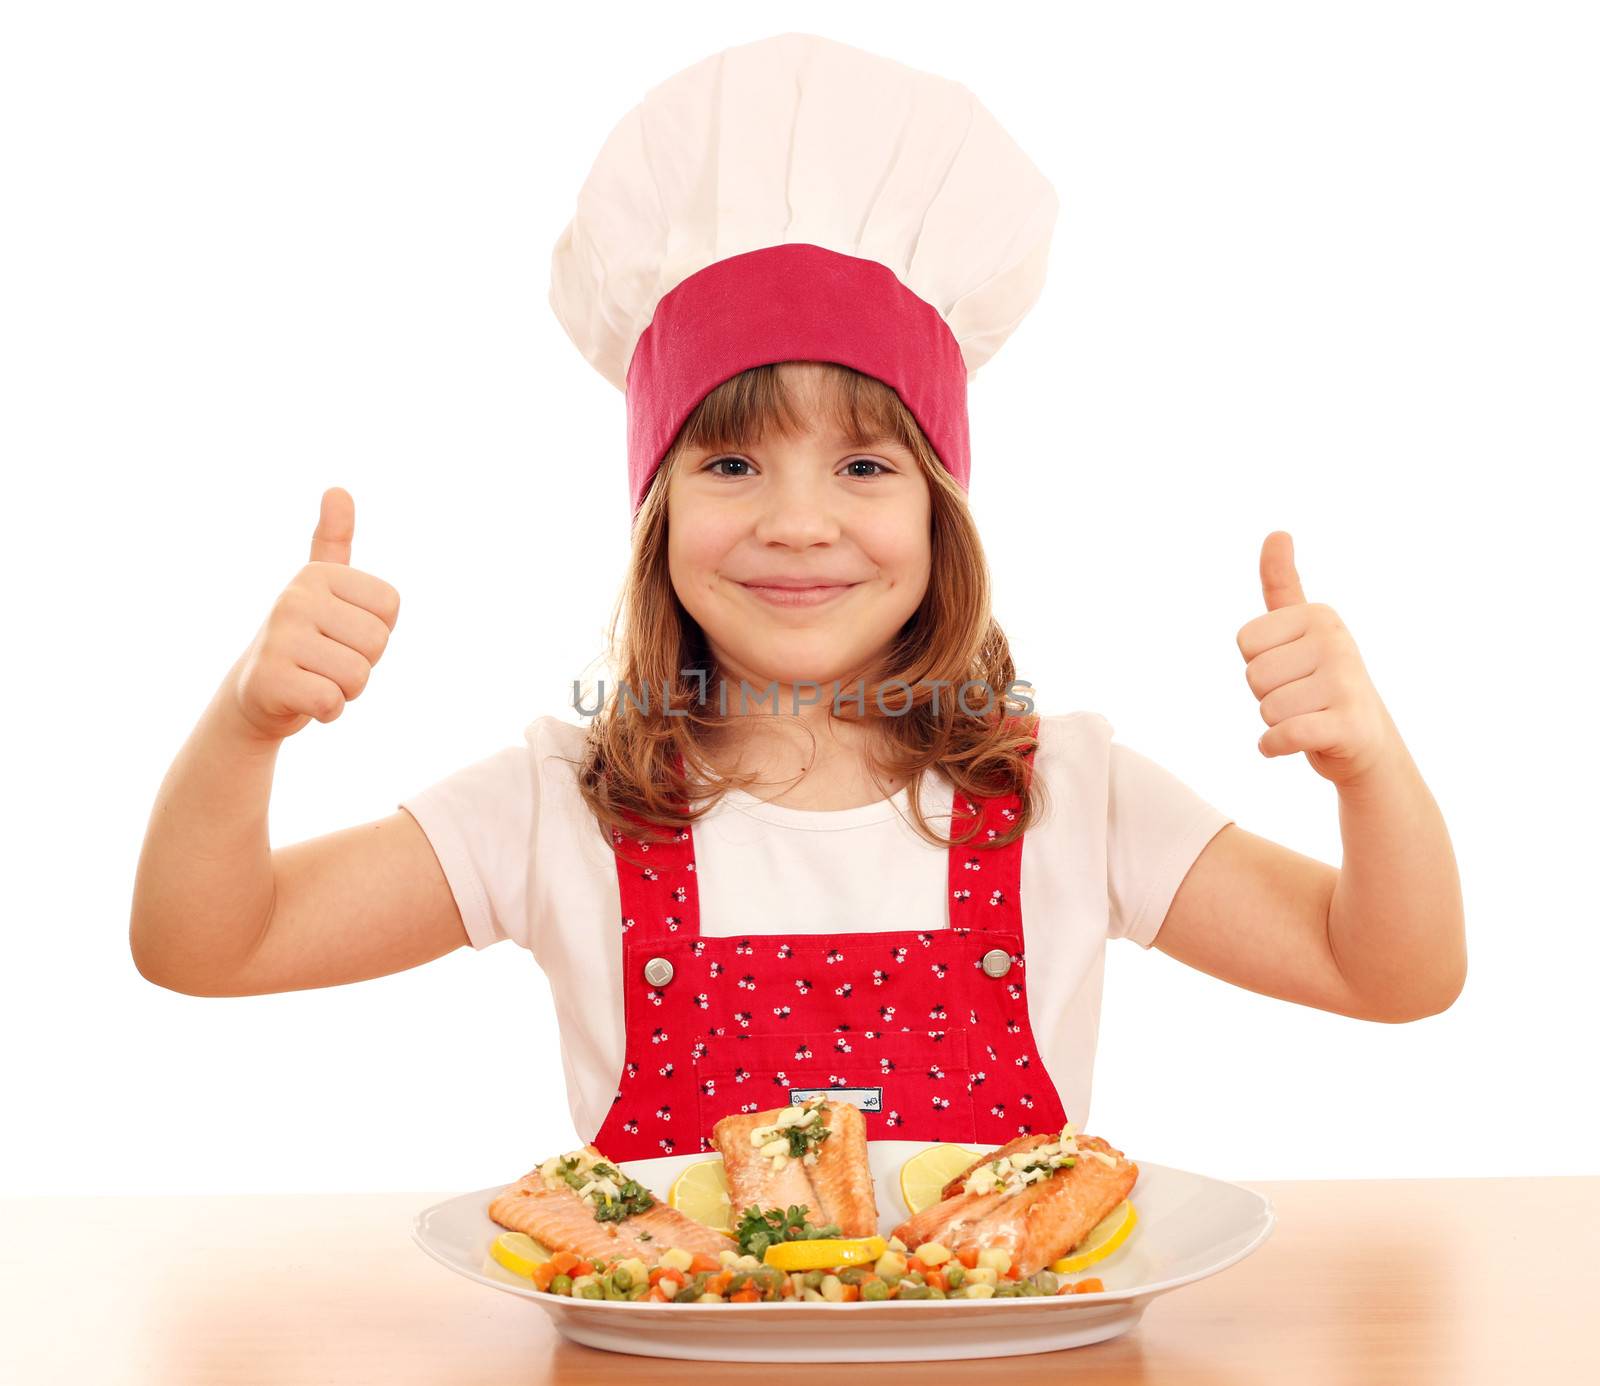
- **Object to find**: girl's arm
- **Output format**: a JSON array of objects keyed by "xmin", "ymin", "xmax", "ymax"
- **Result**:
[
  {"xmin": 1134, "ymin": 533, "xmax": 1466, "ymax": 1023},
  {"xmin": 129, "ymin": 653, "xmax": 468, "ymax": 996},
  {"xmin": 129, "ymin": 488, "xmax": 471, "ymax": 996}
]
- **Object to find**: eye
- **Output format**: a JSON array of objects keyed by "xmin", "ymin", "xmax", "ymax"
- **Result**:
[
  {"xmin": 703, "ymin": 455, "xmax": 752, "ymax": 477},
  {"xmin": 842, "ymin": 457, "xmax": 892, "ymax": 477}
]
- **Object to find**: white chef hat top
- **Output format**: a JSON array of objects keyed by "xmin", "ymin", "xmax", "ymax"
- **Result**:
[{"xmin": 548, "ymin": 31, "xmax": 1060, "ymax": 514}]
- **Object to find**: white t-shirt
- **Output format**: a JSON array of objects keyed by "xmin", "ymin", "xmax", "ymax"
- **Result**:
[{"xmin": 398, "ymin": 713, "xmax": 1232, "ymax": 1141}]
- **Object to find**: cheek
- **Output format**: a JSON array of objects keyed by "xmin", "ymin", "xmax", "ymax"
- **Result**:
[{"xmin": 867, "ymin": 518, "xmax": 932, "ymax": 587}]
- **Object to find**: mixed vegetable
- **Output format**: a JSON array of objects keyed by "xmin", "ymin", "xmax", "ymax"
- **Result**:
[{"xmin": 504, "ymin": 1224, "xmax": 1106, "ymax": 1304}]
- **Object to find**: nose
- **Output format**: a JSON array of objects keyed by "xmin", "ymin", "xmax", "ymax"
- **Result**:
[{"xmin": 750, "ymin": 471, "xmax": 842, "ymax": 549}]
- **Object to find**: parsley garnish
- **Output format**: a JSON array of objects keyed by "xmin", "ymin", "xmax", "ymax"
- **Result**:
[{"xmin": 734, "ymin": 1204, "xmax": 843, "ymax": 1259}]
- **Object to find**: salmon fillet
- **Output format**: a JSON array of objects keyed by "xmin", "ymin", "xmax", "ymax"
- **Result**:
[
  {"xmin": 805, "ymin": 1101, "xmax": 877, "ymax": 1237},
  {"xmin": 488, "ymin": 1146, "xmax": 733, "ymax": 1265},
  {"xmin": 893, "ymin": 1185, "xmax": 1014, "ymax": 1250},
  {"xmin": 940, "ymin": 1135, "xmax": 1138, "ymax": 1276},
  {"xmin": 712, "ymin": 1100, "xmax": 878, "ymax": 1238},
  {"xmin": 715, "ymin": 1110, "xmax": 819, "ymax": 1222}
]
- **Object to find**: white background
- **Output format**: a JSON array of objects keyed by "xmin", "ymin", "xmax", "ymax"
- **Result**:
[{"xmin": 3, "ymin": 1, "xmax": 1595, "ymax": 1195}]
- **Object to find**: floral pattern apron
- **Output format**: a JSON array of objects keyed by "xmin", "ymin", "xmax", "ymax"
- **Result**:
[{"xmin": 590, "ymin": 740, "xmax": 1070, "ymax": 1161}]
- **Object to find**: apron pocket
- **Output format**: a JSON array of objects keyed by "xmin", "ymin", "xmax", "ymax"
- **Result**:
[{"xmin": 692, "ymin": 1028, "xmax": 980, "ymax": 1144}]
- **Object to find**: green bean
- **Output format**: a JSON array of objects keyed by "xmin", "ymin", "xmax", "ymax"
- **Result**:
[
  {"xmin": 896, "ymin": 1283, "xmax": 931, "ymax": 1300},
  {"xmin": 673, "ymin": 1283, "xmax": 701, "ymax": 1304},
  {"xmin": 944, "ymin": 1265, "xmax": 965, "ymax": 1290}
]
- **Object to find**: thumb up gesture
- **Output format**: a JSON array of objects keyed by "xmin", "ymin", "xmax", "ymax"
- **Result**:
[
  {"xmin": 1235, "ymin": 532, "xmax": 1402, "ymax": 791},
  {"xmin": 231, "ymin": 488, "xmax": 402, "ymax": 742}
]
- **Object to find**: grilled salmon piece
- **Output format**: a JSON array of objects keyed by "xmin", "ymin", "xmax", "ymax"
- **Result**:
[
  {"xmin": 893, "ymin": 1186, "xmax": 1013, "ymax": 1250},
  {"xmin": 806, "ymin": 1101, "xmax": 877, "ymax": 1237},
  {"xmin": 714, "ymin": 1109, "xmax": 820, "ymax": 1225},
  {"xmin": 943, "ymin": 1135, "xmax": 1138, "ymax": 1276},
  {"xmin": 488, "ymin": 1147, "xmax": 734, "ymax": 1265},
  {"xmin": 624, "ymin": 1201, "xmax": 738, "ymax": 1257},
  {"xmin": 712, "ymin": 1100, "xmax": 879, "ymax": 1236}
]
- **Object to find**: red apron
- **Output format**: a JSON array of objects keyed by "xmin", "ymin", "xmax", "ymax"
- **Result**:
[{"xmin": 590, "ymin": 739, "xmax": 1070, "ymax": 1162}]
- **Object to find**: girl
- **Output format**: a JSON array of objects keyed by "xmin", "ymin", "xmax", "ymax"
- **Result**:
[{"xmin": 129, "ymin": 35, "xmax": 1465, "ymax": 1161}]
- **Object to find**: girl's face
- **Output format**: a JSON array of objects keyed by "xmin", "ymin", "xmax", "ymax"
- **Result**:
[{"xmin": 667, "ymin": 395, "xmax": 932, "ymax": 695}]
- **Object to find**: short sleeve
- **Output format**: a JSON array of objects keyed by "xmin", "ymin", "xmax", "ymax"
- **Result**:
[
  {"xmin": 1106, "ymin": 742, "xmax": 1233, "ymax": 949},
  {"xmin": 398, "ymin": 745, "xmax": 536, "ymax": 951}
]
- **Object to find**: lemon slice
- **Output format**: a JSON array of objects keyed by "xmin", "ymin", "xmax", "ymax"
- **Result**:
[
  {"xmin": 1050, "ymin": 1200, "xmax": 1137, "ymax": 1274},
  {"xmin": 763, "ymin": 1235, "xmax": 887, "ymax": 1272},
  {"xmin": 667, "ymin": 1157, "xmax": 733, "ymax": 1234},
  {"xmin": 898, "ymin": 1142, "xmax": 988, "ymax": 1215},
  {"xmin": 490, "ymin": 1231, "xmax": 553, "ymax": 1278}
]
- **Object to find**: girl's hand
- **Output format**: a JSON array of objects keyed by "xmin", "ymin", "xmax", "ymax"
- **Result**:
[
  {"xmin": 1235, "ymin": 531, "xmax": 1404, "ymax": 791},
  {"xmin": 230, "ymin": 487, "xmax": 401, "ymax": 743}
]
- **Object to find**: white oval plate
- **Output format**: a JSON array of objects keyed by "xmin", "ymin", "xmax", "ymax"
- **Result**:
[{"xmin": 411, "ymin": 1141, "xmax": 1274, "ymax": 1362}]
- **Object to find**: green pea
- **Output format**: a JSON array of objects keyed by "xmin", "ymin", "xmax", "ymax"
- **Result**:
[
  {"xmin": 927, "ymin": 1286, "xmax": 947, "ymax": 1299},
  {"xmin": 549, "ymin": 1274, "xmax": 572, "ymax": 1296},
  {"xmin": 602, "ymin": 1277, "xmax": 627, "ymax": 1300},
  {"xmin": 861, "ymin": 1280, "xmax": 889, "ymax": 1301},
  {"xmin": 802, "ymin": 1270, "xmax": 825, "ymax": 1290},
  {"xmin": 838, "ymin": 1267, "xmax": 867, "ymax": 1286},
  {"xmin": 879, "ymin": 1271, "xmax": 902, "ymax": 1288},
  {"xmin": 611, "ymin": 1267, "xmax": 634, "ymax": 1291},
  {"xmin": 944, "ymin": 1265, "xmax": 965, "ymax": 1289},
  {"xmin": 577, "ymin": 1282, "xmax": 604, "ymax": 1300}
]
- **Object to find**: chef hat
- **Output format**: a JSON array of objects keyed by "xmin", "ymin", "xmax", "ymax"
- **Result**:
[{"xmin": 549, "ymin": 32, "xmax": 1059, "ymax": 515}]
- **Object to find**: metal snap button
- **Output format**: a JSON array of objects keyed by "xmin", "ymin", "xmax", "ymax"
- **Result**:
[
  {"xmin": 643, "ymin": 956, "xmax": 675, "ymax": 987},
  {"xmin": 980, "ymin": 948, "xmax": 1012, "ymax": 979}
]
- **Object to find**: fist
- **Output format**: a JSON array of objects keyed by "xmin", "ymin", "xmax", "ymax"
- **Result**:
[
  {"xmin": 1235, "ymin": 531, "xmax": 1401, "ymax": 789},
  {"xmin": 231, "ymin": 487, "xmax": 401, "ymax": 742}
]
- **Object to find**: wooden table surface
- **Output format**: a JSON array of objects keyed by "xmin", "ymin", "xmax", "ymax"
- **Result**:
[{"xmin": 3, "ymin": 1176, "xmax": 1595, "ymax": 1384}]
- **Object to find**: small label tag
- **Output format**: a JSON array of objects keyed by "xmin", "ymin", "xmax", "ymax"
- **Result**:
[{"xmin": 789, "ymin": 1085, "xmax": 882, "ymax": 1112}]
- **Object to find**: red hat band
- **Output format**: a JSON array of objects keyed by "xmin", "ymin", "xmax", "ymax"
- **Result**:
[{"xmin": 623, "ymin": 243, "xmax": 971, "ymax": 516}]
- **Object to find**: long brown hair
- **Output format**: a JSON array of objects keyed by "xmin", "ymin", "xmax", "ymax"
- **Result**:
[{"xmin": 570, "ymin": 360, "xmax": 1046, "ymax": 856}]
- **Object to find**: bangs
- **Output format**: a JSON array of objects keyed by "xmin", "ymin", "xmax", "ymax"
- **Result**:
[{"xmin": 670, "ymin": 361, "xmax": 926, "ymax": 461}]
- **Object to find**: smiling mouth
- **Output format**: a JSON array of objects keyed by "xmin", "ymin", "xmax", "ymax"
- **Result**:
[{"xmin": 737, "ymin": 582, "xmax": 860, "ymax": 608}]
